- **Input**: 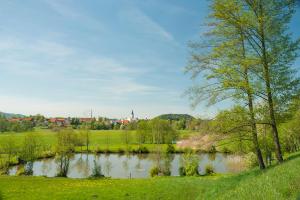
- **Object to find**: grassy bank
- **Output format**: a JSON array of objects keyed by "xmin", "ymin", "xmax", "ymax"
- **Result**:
[{"xmin": 0, "ymin": 152, "xmax": 299, "ymax": 200}]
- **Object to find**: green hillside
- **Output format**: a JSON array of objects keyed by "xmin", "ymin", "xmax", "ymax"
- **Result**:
[{"xmin": 155, "ymin": 114, "xmax": 194, "ymax": 121}]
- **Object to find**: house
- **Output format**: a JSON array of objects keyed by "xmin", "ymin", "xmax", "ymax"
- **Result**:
[
  {"xmin": 48, "ymin": 118, "xmax": 70, "ymax": 127},
  {"xmin": 119, "ymin": 119, "xmax": 130, "ymax": 125},
  {"xmin": 79, "ymin": 118, "xmax": 93, "ymax": 123},
  {"xmin": 8, "ymin": 117, "xmax": 33, "ymax": 122}
]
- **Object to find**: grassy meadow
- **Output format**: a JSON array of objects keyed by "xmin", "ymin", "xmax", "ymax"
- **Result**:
[
  {"xmin": 0, "ymin": 129, "xmax": 197, "ymax": 153},
  {"xmin": 0, "ymin": 152, "xmax": 299, "ymax": 200}
]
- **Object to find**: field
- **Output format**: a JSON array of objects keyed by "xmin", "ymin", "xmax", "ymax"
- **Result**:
[
  {"xmin": 0, "ymin": 152, "xmax": 299, "ymax": 200},
  {"xmin": 0, "ymin": 129, "xmax": 197, "ymax": 153}
]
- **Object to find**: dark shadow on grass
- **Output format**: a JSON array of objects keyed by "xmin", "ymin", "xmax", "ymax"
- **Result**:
[{"xmin": 285, "ymin": 152, "xmax": 300, "ymax": 162}]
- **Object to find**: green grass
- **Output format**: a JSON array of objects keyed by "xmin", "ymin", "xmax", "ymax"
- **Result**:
[
  {"xmin": 0, "ymin": 152, "xmax": 299, "ymax": 199},
  {"xmin": 0, "ymin": 129, "xmax": 199, "ymax": 153}
]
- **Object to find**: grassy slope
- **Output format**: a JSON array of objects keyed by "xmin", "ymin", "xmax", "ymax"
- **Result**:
[{"xmin": 0, "ymin": 153, "xmax": 299, "ymax": 200}]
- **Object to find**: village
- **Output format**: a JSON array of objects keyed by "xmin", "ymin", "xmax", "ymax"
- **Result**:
[{"xmin": 4, "ymin": 110, "xmax": 140, "ymax": 130}]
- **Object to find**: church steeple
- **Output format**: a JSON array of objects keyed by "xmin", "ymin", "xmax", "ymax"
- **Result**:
[{"xmin": 131, "ymin": 110, "xmax": 134, "ymax": 120}]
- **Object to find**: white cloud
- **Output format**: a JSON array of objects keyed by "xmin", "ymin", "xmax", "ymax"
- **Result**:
[
  {"xmin": 43, "ymin": 0, "xmax": 105, "ymax": 32},
  {"xmin": 0, "ymin": 35, "xmax": 162, "ymax": 101},
  {"xmin": 120, "ymin": 7, "xmax": 175, "ymax": 42}
]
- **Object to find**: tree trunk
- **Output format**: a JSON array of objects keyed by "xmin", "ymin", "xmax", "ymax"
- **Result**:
[
  {"xmin": 259, "ymin": 3, "xmax": 283, "ymax": 163},
  {"xmin": 241, "ymin": 30, "xmax": 266, "ymax": 169},
  {"xmin": 247, "ymin": 91, "xmax": 266, "ymax": 169}
]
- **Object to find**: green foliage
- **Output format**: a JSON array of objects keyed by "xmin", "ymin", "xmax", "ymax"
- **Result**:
[
  {"xmin": 180, "ymin": 152, "xmax": 199, "ymax": 176},
  {"xmin": 166, "ymin": 144, "xmax": 175, "ymax": 154},
  {"xmin": 19, "ymin": 134, "xmax": 39, "ymax": 162},
  {"xmin": 208, "ymin": 146, "xmax": 217, "ymax": 154},
  {"xmin": 179, "ymin": 166, "xmax": 186, "ymax": 176},
  {"xmin": 150, "ymin": 166, "xmax": 160, "ymax": 177},
  {"xmin": 90, "ymin": 160, "xmax": 104, "ymax": 178},
  {"xmin": 155, "ymin": 114, "xmax": 194, "ymax": 121},
  {"xmin": 136, "ymin": 119, "xmax": 178, "ymax": 144},
  {"xmin": 205, "ymin": 164, "xmax": 214, "ymax": 175},
  {"xmin": 133, "ymin": 146, "xmax": 149, "ymax": 154},
  {"xmin": 0, "ymin": 117, "xmax": 34, "ymax": 132},
  {"xmin": 55, "ymin": 128, "xmax": 77, "ymax": 177}
]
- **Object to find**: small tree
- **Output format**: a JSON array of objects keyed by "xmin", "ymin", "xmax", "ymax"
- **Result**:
[
  {"xmin": 79, "ymin": 126, "xmax": 90, "ymax": 152},
  {"xmin": 179, "ymin": 151, "xmax": 199, "ymax": 176},
  {"xmin": 90, "ymin": 160, "xmax": 104, "ymax": 178},
  {"xmin": 56, "ymin": 128, "xmax": 76, "ymax": 177},
  {"xmin": 19, "ymin": 134, "xmax": 38, "ymax": 162}
]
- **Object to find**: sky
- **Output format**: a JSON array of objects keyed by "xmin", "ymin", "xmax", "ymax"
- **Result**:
[{"xmin": 0, "ymin": 0, "xmax": 299, "ymax": 119}]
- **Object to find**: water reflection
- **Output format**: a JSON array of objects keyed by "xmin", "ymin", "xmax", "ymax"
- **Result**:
[{"xmin": 8, "ymin": 153, "xmax": 245, "ymax": 179}]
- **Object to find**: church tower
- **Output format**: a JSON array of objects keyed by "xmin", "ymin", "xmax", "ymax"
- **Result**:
[{"xmin": 131, "ymin": 110, "xmax": 134, "ymax": 120}]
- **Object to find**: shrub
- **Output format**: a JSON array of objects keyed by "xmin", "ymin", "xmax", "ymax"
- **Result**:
[
  {"xmin": 180, "ymin": 152, "xmax": 199, "ymax": 176},
  {"xmin": 205, "ymin": 164, "xmax": 214, "ymax": 175},
  {"xmin": 90, "ymin": 160, "xmax": 104, "ymax": 178},
  {"xmin": 162, "ymin": 168, "xmax": 171, "ymax": 176},
  {"xmin": 208, "ymin": 145, "xmax": 217, "ymax": 153},
  {"xmin": 150, "ymin": 166, "xmax": 160, "ymax": 177},
  {"xmin": 166, "ymin": 144, "xmax": 175, "ymax": 154},
  {"xmin": 221, "ymin": 147, "xmax": 231, "ymax": 153},
  {"xmin": 245, "ymin": 152, "xmax": 258, "ymax": 168},
  {"xmin": 117, "ymin": 148, "xmax": 125, "ymax": 154},
  {"xmin": 94, "ymin": 145, "xmax": 102, "ymax": 153},
  {"xmin": 179, "ymin": 166, "xmax": 186, "ymax": 176},
  {"xmin": 185, "ymin": 164, "xmax": 199, "ymax": 176},
  {"xmin": 0, "ymin": 159, "xmax": 9, "ymax": 175},
  {"xmin": 16, "ymin": 165, "xmax": 25, "ymax": 176},
  {"xmin": 23, "ymin": 162, "xmax": 33, "ymax": 175},
  {"xmin": 135, "ymin": 146, "xmax": 149, "ymax": 153}
]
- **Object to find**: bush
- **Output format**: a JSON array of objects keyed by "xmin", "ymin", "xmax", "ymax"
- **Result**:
[
  {"xmin": 162, "ymin": 167, "xmax": 171, "ymax": 176},
  {"xmin": 134, "ymin": 146, "xmax": 149, "ymax": 153},
  {"xmin": 117, "ymin": 148, "xmax": 125, "ymax": 154},
  {"xmin": 90, "ymin": 160, "xmax": 105, "ymax": 178},
  {"xmin": 23, "ymin": 162, "xmax": 33, "ymax": 175},
  {"xmin": 221, "ymin": 147, "xmax": 231, "ymax": 153},
  {"xmin": 205, "ymin": 164, "xmax": 214, "ymax": 175},
  {"xmin": 185, "ymin": 164, "xmax": 199, "ymax": 176},
  {"xmin": 150, "ymin": 166, "xmax": 160, "ymax": 177},
  {"xmin": 179, "ymin": 152, "xmax": 200, "ymax": 176},
  {"xmin": 16, "ymin": 165, "xmax": 26, "ymax": 176},
  {"xmin": 208, "ymin": 145, "xmax": 217, "ymax": 153},
  {"xmin": 0, "ymin": 159, "xmax": 9, "ymax": 175},
  {"xmin": 245, "ymin": 152, "xmax": 258, "ymax": 168},
  {"xmin": 179, "ymin": 166, "xmax": 186, "ymax": 176},
  {"xmin": 166, "ymin": 144, "xmax": 175, "ymax": 154}
]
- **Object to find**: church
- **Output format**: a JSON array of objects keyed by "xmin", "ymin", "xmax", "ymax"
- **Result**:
[{"xmin": 127, "ymin": 110, "xmax": 137, "ymax": 122}]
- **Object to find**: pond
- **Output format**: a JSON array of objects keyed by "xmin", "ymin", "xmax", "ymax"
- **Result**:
[{"xmin": 8, "ymin": 153, "xmax": 246, "ymax": 178}]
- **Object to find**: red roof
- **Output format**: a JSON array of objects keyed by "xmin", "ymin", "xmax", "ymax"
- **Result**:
[
  {"xmin": 8, "ymin": 117, "xmax": 32, "ymax": 122},
  {"xmin": 49, "ymin": 118, "xmax": 66, "ymax": 123},
  {"xmin": 79, "ymin": 118, "xmax": 92, "ymax": 122},
  {"xmin": 119, "ymin": 119, "xmax": 130, "ymax": 125}
]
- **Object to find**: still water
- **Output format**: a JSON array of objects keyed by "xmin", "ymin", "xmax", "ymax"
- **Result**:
[{"xmin": 9, "ymin": 153, "xmax": 245, "ymax": 178}]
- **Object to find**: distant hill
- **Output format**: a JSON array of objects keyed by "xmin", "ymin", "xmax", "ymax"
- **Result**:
[
  {"xmin": 155, "ymin": 114, "xmax": 194, "ymax": 121},
  {"xmin": 0, "ymin": 111, "xmax": 26, "ymax": 119}
]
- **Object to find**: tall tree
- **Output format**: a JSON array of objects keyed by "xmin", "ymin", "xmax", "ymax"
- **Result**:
[
  {"xmin": 241, "ymin": 0, "xmax": 300, "ymax": 162},
  {"xmin": 186, "ymin": 0, "xmax": 266, "ymax": 168}
]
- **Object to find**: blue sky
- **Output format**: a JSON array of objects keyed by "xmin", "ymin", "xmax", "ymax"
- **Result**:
[{"xmin": 0, "ymin": 0, "xmax": 299, "ymax": 119}]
